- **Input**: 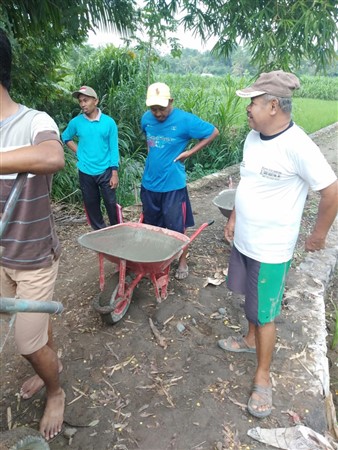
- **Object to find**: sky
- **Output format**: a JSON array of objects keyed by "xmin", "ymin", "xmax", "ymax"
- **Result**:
[{"xmin": 87, "ymin": 28, "xmax": 216, "ymax": 53}]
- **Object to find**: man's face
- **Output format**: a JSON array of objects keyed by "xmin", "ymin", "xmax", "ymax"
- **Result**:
[
  {"xmin": 149, "ymin": 101, "xmax": 173, "ymax": 122},
  {"xmin": 78, "ymin": 94, "xmax": 98, "ymax": 115},
  {"xmin": 246, "ymin": 95, "xmax": 272, "ymax": 132}
]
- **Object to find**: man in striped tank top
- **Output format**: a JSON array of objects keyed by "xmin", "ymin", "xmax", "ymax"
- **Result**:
[{"xmin": 0, "ymin": 29, "xmax": 65, "ymax": 441}]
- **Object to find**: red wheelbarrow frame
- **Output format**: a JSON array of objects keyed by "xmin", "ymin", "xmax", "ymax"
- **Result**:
[{"xmin": 78, "ymin": 221, "xmax": 212, "ymax": 323}]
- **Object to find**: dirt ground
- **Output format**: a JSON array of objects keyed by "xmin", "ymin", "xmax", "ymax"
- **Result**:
[{"xmin": 0, "ymin": 124, "xmax": 337, "ymax": 450}]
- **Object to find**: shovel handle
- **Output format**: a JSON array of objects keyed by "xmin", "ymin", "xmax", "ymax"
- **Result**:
[
  {"xmin": 0, "ymin": 173, "xmax": 28, "ymax": 238},
  {"xmin": 0, "ymin": 298, "xmax": 64, "ymax": 314}
]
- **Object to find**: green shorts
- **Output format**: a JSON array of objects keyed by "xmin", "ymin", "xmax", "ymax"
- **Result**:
[{"xmin": 227, "ymin": 245, "xmax": 291, "ymax": 325}]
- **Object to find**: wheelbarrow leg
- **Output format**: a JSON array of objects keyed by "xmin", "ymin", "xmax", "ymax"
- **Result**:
[
  {"xmin": 117, "ymin": 259, "xmax": 126, "ymax": 298},
  {"xmin": 150, "ymin": 266, "xmax": 170, "ymax": 303}
]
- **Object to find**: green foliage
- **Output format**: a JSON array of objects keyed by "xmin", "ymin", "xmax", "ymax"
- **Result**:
[
  {"xmin": 173, "ymin": 0, "xmax": 338, "ymax": 73},
  {"xmin": 73, "ymin": 46, "xmax": 142, "ymax": 100},
  {"xmin": 116, "ymin": 148, "xmax": 146, "ymax": 206},
  {"xmin": 52, "ymin": 149, "xmax": 82, "ymax": 204},
  {"xmin": 1, "ymin": 0, "xmax": 136, "ymax": 43},
  {"xmin": 160, "ymin": 46, "xmax": 338, "ymax": 78},
  {"xmin": 72, "ymin": 45, "xmax": 150, "ymax": 155},
  {"xmin": 296, "ymin": 75, "xmax": 338, "ymax": 100},
  {"xmin": 57, "ymin": 45, "xmax": 152, "ymax": 207},
  {"xmin": 52, "ymin": 68, "xmax": 337, "ymax": 207},
  {"xmin": 159, "ymin": 47, "xmax": 257, "ymax": 77},
  {"xmin": 0, "ymin": 0, "xmax": 137, "ymax": 116}
]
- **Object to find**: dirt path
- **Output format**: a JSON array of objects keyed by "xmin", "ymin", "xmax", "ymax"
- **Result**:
[{"xmin": 0, "ymin": 123, "xmax": 337, "ymax": 450}]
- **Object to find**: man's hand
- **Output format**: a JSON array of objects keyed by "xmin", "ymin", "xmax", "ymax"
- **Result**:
[
  {"xmin": 305, "ymin": 233, "xmax": 326, "ymax": 252},
  {"xmin": 174, "ymin": 151, "xmax": 190, "ymax": 163},
  {"xmin": 224, "ymin": 209, "xmax": 236, "ymax": 243},
  {"xmin": 224, "ymin": 221, "xmax": 234, "ymax": 243},
  {"xmin": 110, "ymin": 170, "xmax": 119, "ymax": 189},
  {"xmin": 305, "ymin": 181, "xmax": 338, "ymax": 252}
]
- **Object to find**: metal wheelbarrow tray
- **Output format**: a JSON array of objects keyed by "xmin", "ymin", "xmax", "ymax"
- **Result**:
[
  {"xmin": 212, "ymin": 188, "xmax": 236, "ymax": 218},
  {"xmin": 78, "ymin": 221, "xmax": 210, "ymax": 324}
]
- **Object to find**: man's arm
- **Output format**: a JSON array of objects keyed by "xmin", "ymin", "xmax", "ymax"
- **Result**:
[
  {"xmin": 224, "ymin": 207, "xmax": 236, "ymax": 243},
  {"xmin": 0, "ymin": 140, "xmax": 65, "ymax": 175},
  {"xmin": 109, "ymin": 168, "xmax": 119, "ymax": 189},
  {"xmin": 174, "ymin": 127, "xmax": 219, "ymax": 162},
  {"xmin": 64, "ymin": 140, "xmax": 78, "ymax": 154},
  {"xmin": 305, "ymin": 180, "xmax": 338, "ymax": 251}
]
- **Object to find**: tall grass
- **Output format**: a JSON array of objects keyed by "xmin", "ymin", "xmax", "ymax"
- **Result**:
[
  {"xmin": 296, "ymin": 75, "xmax": 338, "ymax": 100},
  {"xmin": 52, "ymin": 64, "xmax": 338, "ymax": 206}
]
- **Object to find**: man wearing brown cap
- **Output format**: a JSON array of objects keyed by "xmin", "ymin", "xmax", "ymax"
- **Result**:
[
  {"xmin": 62, "ymin": 86, "xmax": 120, "ymax": 229},
  {"xmin": 218, "ymin": 70, "xmax": 338, "ymax": 418},
  {"xmin": 141, "ymin": 82, "xmax": 219, "ymax": 279}
]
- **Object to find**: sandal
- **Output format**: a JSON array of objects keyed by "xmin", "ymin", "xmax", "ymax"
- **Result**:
[
  {"xmin": 217, "ymin": 335, "xmax": 256, "ymax": 353},
  {"xmin": 175, "ymin": 267, "xmax": 189, "ymax": 280},
  {"xmin": 247, "ymin": 384, "xmax": 272, "ymax": 418}
]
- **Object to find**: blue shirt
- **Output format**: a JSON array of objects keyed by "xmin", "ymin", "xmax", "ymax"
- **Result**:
[
  {"xmin": 62, "ymin": 110, "xmax": 119, "ymax": 175},
  {"xmin": 141, "ymin": 108, "xmax": 215, "ymax": 192}
]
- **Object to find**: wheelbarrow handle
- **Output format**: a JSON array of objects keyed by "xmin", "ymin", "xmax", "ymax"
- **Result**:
[
  {"xmin": 182, "ymin": 221, "xmax": 214, "ymax": 250},
  {"xmin": 0, "ymin": 173, "xmax": 28, "ymax": 238},
  {"xmin": 0, "ymin": 298, "xmax": 64, "ymax": 315}
]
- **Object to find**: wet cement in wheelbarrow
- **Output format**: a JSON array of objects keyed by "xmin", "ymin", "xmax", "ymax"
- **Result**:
[
  {"xmin": 0, "ymin": 124, "xmax": 337, "ymax": 450},
  {"xmin": 78, "ymin": 224, "xmax": 189, "ymax": 263}
]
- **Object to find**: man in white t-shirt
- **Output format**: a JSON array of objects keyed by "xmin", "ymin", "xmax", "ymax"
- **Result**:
[{"xmin": 218, "ymin": 70, "xmax": 338, "ymax": 418}]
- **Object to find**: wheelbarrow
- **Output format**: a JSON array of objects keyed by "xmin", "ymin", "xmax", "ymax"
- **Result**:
[
  {"xmin": 212, "ymin": 188, "xmax": 236, "ymax": 219},
  {"xmin": 0, "ymin": 173, "xmax": 64, "ymax": 449},
  {"xmin": 78, "ymin": 221, "xmax": 212, "ymax": 324}
]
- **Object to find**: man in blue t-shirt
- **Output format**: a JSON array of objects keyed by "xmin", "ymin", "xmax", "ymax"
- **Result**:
[
  {"xmin": 141, "ymin": 82, "xmax": 219, "ymax": 279},
  {"xmin": 62, "ymin": 86, "xmax": 120, "ymax": 229}
]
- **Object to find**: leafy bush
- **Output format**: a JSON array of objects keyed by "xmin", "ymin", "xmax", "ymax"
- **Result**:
[{"xmin": 48, "ymin": 49, "xmax": 338, "ymax": 208}]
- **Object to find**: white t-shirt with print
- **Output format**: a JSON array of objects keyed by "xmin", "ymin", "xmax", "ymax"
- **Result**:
[{"xmin": 234, "ymin": 123, "xmax": 337, "ymax": 264}]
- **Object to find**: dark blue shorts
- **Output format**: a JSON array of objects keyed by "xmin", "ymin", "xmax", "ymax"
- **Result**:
[{"xmin": 140, "ymin": 186, "xmax": 194, "ymax": 233}]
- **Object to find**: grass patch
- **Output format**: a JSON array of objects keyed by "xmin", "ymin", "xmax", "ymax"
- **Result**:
[
  {"xmin": 293, "ymin": 98, "xmax": 338, "ymax": 134},
  {"xmin": 235, "ymin": 97, "xmax": 337, "ymax": 135}
]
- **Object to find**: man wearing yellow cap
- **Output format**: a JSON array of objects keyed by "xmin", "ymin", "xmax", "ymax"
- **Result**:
[
  {"xmin": 141, "ymin": 82, "xmax": 219, "ymax": 279},
  {"xmin": 218, "ymin": 70, "xmax": 338, "ymax": 419}
]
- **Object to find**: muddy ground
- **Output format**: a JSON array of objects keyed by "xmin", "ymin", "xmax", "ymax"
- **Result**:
[{"xmin": 0, "ymin": 124, "xmax": 337, "ymax": 450}]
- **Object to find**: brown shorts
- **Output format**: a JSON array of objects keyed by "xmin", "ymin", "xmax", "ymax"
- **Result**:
[{"xmin": 0, "ymin": 259, "xmax": 59, "ymax": 355}]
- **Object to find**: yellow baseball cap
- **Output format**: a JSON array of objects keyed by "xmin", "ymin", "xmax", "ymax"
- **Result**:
[{"xmin": 146, "ymin": 82, "xmax": 171, "ymax": 107}]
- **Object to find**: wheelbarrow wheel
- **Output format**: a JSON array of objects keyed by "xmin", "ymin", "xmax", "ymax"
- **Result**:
[
  {"xmin": 95, "ymin": 272, "xmax": 132, "ymax": 325},
  {"xmin": 1, "ymin": 427, "xmax": 50, "ymax": 449}
]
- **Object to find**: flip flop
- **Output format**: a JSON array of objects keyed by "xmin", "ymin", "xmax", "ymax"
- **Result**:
[
  {"xmin": 217, "ymin": 335, "xmax": 256, "ymax": 353},
  {"xmin": 247, "ymin": 384, "xmax": 272, "ymax": 418},
  {"xmin": 175, "ymin": 267, "xmax": 189, "ymax": 280}
]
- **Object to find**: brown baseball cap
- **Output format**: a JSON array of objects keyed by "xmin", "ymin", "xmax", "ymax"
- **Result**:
[
  {"xmin": 72, "ymin": 86, "xmax": 98, "ymax": 99},
  {"xmin": 236, "ymin": 70, "xmax": 300, "ymax": 98}
]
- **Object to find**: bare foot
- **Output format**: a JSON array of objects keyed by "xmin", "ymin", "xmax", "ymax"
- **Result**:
[
  {"xmin": 39, "ymin": 388, "xmax": 65, "ymax": 441},
  {"xmin": 20, "ymin": 361, "xmax": 63, "ymax": 399}
]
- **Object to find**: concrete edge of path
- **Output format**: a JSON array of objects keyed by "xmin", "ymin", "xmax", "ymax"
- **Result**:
[{"xmin": 188, "ymin": 122, "xmax": 338, "ymax": 439}]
